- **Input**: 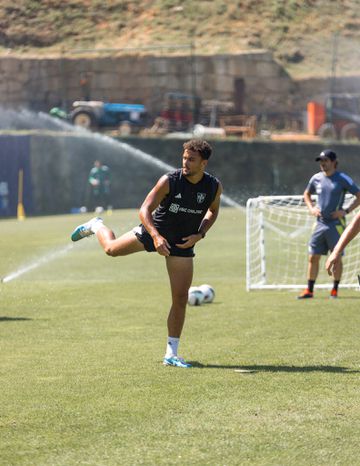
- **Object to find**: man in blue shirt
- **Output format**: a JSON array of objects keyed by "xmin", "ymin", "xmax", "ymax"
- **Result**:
[{"xmin": 298, "ymin": 149, "xmax": 360, "ymax": 299}]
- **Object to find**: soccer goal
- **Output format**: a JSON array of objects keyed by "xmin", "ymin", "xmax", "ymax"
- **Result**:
[{"xmin": 246, "ymin": 194, "xmax": 360, "ymax": 290}]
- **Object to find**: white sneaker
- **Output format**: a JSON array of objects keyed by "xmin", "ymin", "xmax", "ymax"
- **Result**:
[{"xmin": 71, "ymin": 217, "xmax": 103, "ymax": 242}]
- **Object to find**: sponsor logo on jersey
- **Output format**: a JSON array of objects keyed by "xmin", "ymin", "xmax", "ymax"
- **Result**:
[
  {"xmin": 168, "ymin": 203, "xmax": 203, "ymax": 215},
  {"xmin": 169, "ymin": 203, "xmax": 180, "ymax": 213},
  {"xmin": 197, "ymin": 193, "xmax": 206, "ymax": 204},
  {"xmin": 180, "ymin": 208, "xmax": 203, "ymax": 214},
  {"xmin": 175, "ymin": 193, "xmax": 182, "ymax": 199}
]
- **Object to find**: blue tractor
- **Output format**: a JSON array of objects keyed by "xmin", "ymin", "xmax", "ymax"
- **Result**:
[{"xmin": 51, "ymin": 101, "xmax": 148, "ymax": 133}]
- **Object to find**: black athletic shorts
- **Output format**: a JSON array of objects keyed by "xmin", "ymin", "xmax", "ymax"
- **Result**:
[{"xmin": 133, "ymin": 225, "xmax": 195, "ymax": 258}]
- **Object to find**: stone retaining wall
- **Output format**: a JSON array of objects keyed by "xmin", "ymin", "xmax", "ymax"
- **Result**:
[{"xmin": 0, "ymin": 51, "xmax": 296, "ymax": 117}]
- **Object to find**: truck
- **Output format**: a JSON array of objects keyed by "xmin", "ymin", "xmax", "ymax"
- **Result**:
[{"xmin": 309, "ymin": 93, "xmax": 360, "ymax": 140}]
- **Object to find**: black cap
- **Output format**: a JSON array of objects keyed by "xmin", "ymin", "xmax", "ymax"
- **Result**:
[{"xmin": 315, "ymin": 149, "xmax": 337, "ymax": 162}]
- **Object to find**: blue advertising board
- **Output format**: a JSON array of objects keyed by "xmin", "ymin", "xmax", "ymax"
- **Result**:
[{"xmin": 0, "ymin": 135, "xmax": 33, "ymax": 217}]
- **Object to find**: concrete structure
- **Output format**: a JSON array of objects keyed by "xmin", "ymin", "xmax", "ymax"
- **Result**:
[
  {"xmin": 0, "ymin": 51, "xmax": 296, "ymax": 118},
  {"xmin": 1, "ymin": 50, "xmax": 360, "ymax": 132}
]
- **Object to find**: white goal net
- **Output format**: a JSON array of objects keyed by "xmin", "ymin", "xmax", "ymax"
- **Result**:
[{"xmin": 246, "ymin": 194, "xmax": 360, "ymax": 290}]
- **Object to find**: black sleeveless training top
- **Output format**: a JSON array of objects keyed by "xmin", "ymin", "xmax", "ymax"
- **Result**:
[{"xmin": 152, "ymin": 169, "xmax": 219, "ymax": 245}]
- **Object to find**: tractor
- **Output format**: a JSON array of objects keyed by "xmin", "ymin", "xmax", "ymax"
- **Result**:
[{"xmin": 50, "ymin": 101, "xmax": 148, "ymax": 133}]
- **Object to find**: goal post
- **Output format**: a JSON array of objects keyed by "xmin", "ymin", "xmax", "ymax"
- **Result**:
[{"xmin": 246, "ymin": 194, "xmax": 360, "ymax": 290}]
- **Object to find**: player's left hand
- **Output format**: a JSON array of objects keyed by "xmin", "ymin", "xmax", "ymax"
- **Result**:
[
  {"xmin": 331, "ymin": 209, "xmax": 346, "ymax": 219},
  {"xmin": 176, "ymin": 234, "xmax": 201, "ymax": 249}
]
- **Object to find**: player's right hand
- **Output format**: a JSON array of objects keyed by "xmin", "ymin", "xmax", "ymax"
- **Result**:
[
  {"xmin": 153, "ymin": 234, "xmax": 171, "ymax": 256},
  {"xmin": 311, "ymin": 207, "xmax": 321, "ymax": 217}
]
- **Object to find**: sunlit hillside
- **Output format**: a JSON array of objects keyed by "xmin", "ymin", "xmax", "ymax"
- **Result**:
[{"xmin": 1, "ymin": 1, "xmax": 360, "ymax": 78}]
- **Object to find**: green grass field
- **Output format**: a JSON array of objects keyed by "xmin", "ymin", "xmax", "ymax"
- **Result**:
[{"xmin": 1, "ymin": 208, "xmax": 360, "ymax": 465}]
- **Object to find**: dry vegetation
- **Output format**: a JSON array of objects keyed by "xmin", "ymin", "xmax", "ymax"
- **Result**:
[{"xmin": 1, "ymin": 0, "xmax": 360, "ymax": 77}]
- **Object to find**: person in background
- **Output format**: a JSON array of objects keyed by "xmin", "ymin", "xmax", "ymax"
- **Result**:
[
  {"xmin": 88, "ymin": 160, "xmax": 111, "ymax": 213},
  {"xmin": 297, "ymin": 149, "xmax": 360, "ymax": 299}
]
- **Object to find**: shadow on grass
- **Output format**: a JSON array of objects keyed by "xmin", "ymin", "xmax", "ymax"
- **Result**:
[
  {"xmin": 0, "ymin": 316, "xmax": 32, "ymax": 322},
  {"xmin": 328, "ymin": 296, "xmax": 360, "ymax": 300},
  {"xmin": 190, "ymin": 362, "xmax": 360, "ymax": 373}
]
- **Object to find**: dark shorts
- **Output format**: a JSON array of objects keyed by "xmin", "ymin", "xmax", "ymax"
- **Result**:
[
  {"xmin": 133, "ymin": 225, "xmax": 195, "ymax": 258},
  {"xmin": 309, "ymin": 221, "xmax": 345, "ymax": 255}
]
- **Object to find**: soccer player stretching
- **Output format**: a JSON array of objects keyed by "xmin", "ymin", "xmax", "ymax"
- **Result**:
[
  {"xmin": 71, "ymin": 139, "xmax": 222, "ymax": 368},
  {"xmin": 298, "ymin": 149, "xmax": 360, "ymax": 299}
]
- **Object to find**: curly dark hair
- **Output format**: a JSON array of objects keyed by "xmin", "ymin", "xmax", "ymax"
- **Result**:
[{"xmin": 183, "ymin": 139, "xmax": 212, "ymax": 160}]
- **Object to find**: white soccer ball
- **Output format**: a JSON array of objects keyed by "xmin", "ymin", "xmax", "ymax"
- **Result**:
[
  {"xmin": 188, "ymin": 287, "xmax": 205, "ymax": 306},
  {"xmin": 198, "ymin": 284, "xmax": 215, "ymax": 303}
]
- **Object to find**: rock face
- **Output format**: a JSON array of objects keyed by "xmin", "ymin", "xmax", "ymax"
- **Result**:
[{"xmin": 0, "ymin": 51, "xmax": 295, "ymax": 116}]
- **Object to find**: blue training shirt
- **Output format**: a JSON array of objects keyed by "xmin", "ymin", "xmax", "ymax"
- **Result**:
[{"xmin": 306, "ymin": 171, "xmax": 360, "ymax": 223}]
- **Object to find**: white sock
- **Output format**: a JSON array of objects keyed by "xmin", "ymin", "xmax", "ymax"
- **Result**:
[
  {"xmin": 165, "ymin": 337, "xmax": 179, "ymax": 358},
  {"xmin": 91, "ymin": 218, "xmax": 104, "ymax": 233}
]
